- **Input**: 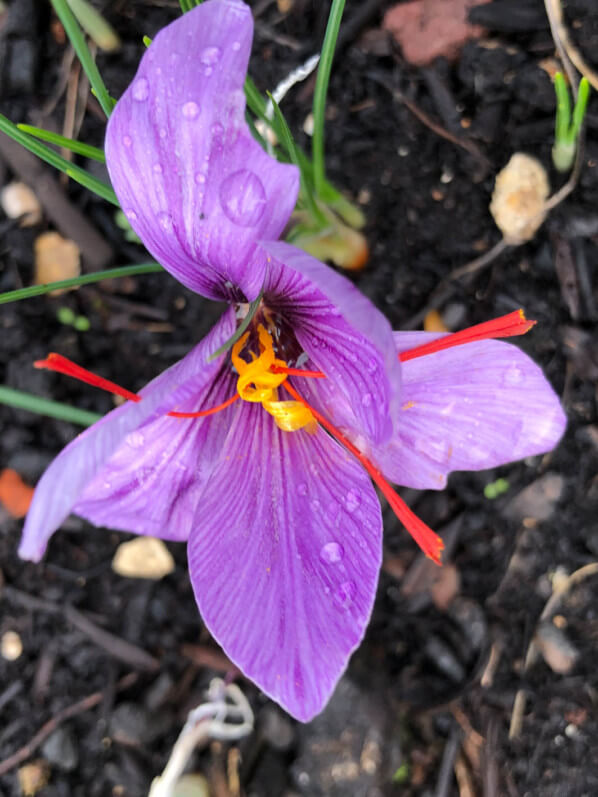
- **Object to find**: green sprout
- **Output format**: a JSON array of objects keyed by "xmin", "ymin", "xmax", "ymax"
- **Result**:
[
  {"xmin": 552, "ymin": 73, "xmax": 590, "ymax": 173},
  {"xmin": 57, "ymin": 306, "xmax": 91, "ymax": 331},
  {"xmin": 484, "ymin": 477, "xmax": 510, "ymax": 500}
]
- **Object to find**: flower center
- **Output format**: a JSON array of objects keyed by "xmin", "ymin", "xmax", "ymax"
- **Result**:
[{"xmin": 231, "ymin": 324, "xmax": 316, "ymax": 433}]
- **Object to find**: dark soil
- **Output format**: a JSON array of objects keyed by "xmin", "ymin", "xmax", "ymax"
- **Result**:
[{"xmin": 1, "ymin": 0, "xmax": 598, "ymax": 795}]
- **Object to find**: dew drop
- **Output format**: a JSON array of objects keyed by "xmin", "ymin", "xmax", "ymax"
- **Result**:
[
  {"xmin": 334, "ymin": 580, "xmax": 356, "ymax": 609},
  {"xmin": 182, "ymin": 100, "xmax": 199, "ymax": 120},
  {"xmin": 123, "ymin": 134, "xmax": 132, "ymax": 148},
  {"xmin": 503, "ymin": 366, "xmax": 523, "ymax": 386},
  {"xmin": 204, "ymin": 67, "xmax": 213, "ymax": 77},
  {"xmin": 152, "ymin": 163, "xmax": 163, "ymax": 175},
  {"xmin": 310, "ymin": 498, "xmax": 321, "ymax": 512},
  {"xmin": 219, "ymin": 169, "xmax": 267, "ymax": 227},
  {"xmin": 128, "ymin": 430, "xmax": 145, "ymax": 449},
  {"xmin": 345, "ymin": 489, "xmax": 362, "ymax": 513},
  {"xmin": 297, "ymin": 482, "xmax": 308, "ymax": 497},
  {"xmin": 320, "ymin": 542, "xmax": 344, "ymax": 564},
  {"xmin": 159, "ymin": 128, "xmax": 167, "ymax": 139},
  {"xmin": 232, "ymin": 41, "xmax": 241, "ymax": 52},
  {"xmin": 367, "ymin": 358, "xmax": 378, "ymax": 374},
  {"xmin": 200, "ymin": 45, "xmax": 221, "ymax": 66},
  {"xmin": 157, "ymin": 212, "xmax": 173, "ymax": 231},
  {"xmin": 211, "ymin": 122, "xmax": 224, "ymax": 138},
  {"xmin": 361, "ymin": 392, "xmax": 373, "ymax": 407},
  {"xmin": 132, "ymin": 77, "xmax": 149, "ymax": 101},
  {"xmin": 194, "ymin": 172, "xmax": 206, "ymax": 184}
]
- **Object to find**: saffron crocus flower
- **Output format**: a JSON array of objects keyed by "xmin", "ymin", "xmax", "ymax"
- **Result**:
[{"xmin": 19, "ymin": 0, "xmax": 567, "ymax": 722}]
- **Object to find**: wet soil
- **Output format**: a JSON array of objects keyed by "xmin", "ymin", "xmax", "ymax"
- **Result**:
[{"xmin": 1, "ymin": 0, "xmax": 598, "ymax": 795}]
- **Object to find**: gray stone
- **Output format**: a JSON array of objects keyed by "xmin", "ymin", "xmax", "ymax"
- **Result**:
[
  {"xmin": 503, "ymin": 472, "xmax": 564, "ymax": 522},
  {"xmin": 41, "ymin": 726, "xmax": 78, "ymax": 772}
]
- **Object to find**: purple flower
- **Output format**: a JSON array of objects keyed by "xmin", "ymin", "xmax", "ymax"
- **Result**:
[{"xmin": 19, "ymin": 0, "xmax": 567, "ymax": 722}]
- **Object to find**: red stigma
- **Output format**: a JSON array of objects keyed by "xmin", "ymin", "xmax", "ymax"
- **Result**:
[
  {"xmin": 284, "ymin": 381, "xmax": 444, "ymax": 564},
  {"xmin": 398, "ymin": 310, "xmax": 535, "ymax": 362}
]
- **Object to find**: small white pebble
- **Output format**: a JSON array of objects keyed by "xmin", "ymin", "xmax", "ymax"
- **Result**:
[
  {"xmin": 112, "ymin": 536, "xmax": 175, "ymax": 580},
  {"xmin": 303, "ymin": 112, "xmax": 314, "ymax": 137},
  {"xmin": 1, "ymin": 182, "xmax": 42, "ymax": 226},
  {"xmin": 490, "ymin": 153, "xmax": 550, "ymax": 245},
  {"xmin": 1, "ymin": 630, "xmax": 23, "ymax": 661}
]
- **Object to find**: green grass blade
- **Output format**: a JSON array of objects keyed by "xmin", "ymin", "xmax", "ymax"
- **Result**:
[
  {"xmin": 0, "ymin": 386, "xmax": 102, "ymax": 427},
  {"xmin": 553, "ymin": 72, "xmax": 571, "ymax": 143},
  {"xmin": 17, "ymin": 124, "xmax": 106, "ymax": 162},
  {"xmin": 312, "ymin": 0, "xmax": 346, "ymax": 195},
  {"xmin": 0, "ymin": 263, "xmax": 163, "ymax": 305},
  {"xmin": 208, "ymin": 290, "xmax": 263, "ymax": 361},
  {"xmin": 268, "ymin": 94, "xmax": 328, "ymax": 227},
  {"xmin": 66, "ymin": 0, "xmax": 120, "ymax": 51},
  {"xmin": 0, "ymin": 113, "xmax": 118, "ymax": 205},
  {"xmin": 50, "ymin": 0, "xmax": 114, "ymax": 118},
  {"xmin": 571, "ymin": 77, "xmax": 591, "ymax": 141}
]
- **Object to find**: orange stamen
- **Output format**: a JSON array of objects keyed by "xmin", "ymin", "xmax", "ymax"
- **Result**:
[
  {"xmin": 35, "ymin": 353, "xmax": 238, "ymax": 419},
  {"xmin": 284, "ymin": 381, "xmax": 444, "ymax": 564},
  {"xmin": 398, "ymin": 310, "xmax": 535, "ymax": 363}
]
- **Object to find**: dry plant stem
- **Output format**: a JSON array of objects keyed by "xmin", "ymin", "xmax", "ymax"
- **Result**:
[
  {"xmin": 149, "ymin": 680, "xmax": 254, "ymax": 797},
  {"xmin": 0, "ymin": 673, "xmax": 138, "ymax": 776},
  {"xmin": 544, "ymin": 0, "xmax": 598, "ymax": 91},
  {"xmin": 508, "ymin": 562, "xmax": 598, "ymax": 739}
]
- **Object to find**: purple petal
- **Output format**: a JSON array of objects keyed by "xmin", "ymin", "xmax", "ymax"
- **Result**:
[
  {"xmin": 19, "ymin": 310, "xmax": 236, "ymax": 561},
  {"xmin": 259, "ymin": 242, "xmax": 402, "ymax": 446},
  {"xmin": 105, "ymin": 0, "xmax": 299, "ymax": 301},
  {"xmin": 74, "ymin": 370, "xmax": 238, "ymax": 541},
  {"xmin": 372, "ymin": 334, "xmax": 567, "ymax": 489},
  {"xmin": 187, "ymin": 404, "xmax": 382, "ymax": 721}
]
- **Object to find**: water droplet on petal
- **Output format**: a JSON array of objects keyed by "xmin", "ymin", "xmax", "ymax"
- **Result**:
[
  {"xmin": 232, "ymin": 41, "xmax": 241, "ymax": 51},
  {"xmin": 211, "ymin": 122, "xmax": 223, "ymax": 137},
  {"xmin": 128, "ymin": 430, "xmax": 145, "ymax": 448},
  {"xmin": 297, "ymin": 482, "xmax": 308, "ymax": 496},
  {"xmin": 159, "ymin": 128, "xmax": 167, "ymax": 139},
  {"xmin": 153, "ymin": 163, "xmax": 163, "ymax": 174},
  {"xmin": 361, "ymin": 392, "xmax": 373, "ymax": 407},
  {"xmin": 123, "ymin": 134, "xmax": 132, "ymax": 148},
  {"xmin": 320, "ymin": 542, "xmax": 344, "ymax": 564},
  {"xmin": 182, "ymin": 101, "xmax": 199, "ymax": 120},
  {"xmin": 503, "ymin": 366, "xmax": 523, "ymax": 386},
  {"xmin": 334, "ymin": 580, "xmax": 356, "ymax": 609},
  {"xmin": 132, "ymin": 77, "xmax": 149, "ymax": 101},
  {"xmin": 195, "ymin": 172, "xmax": 206, "ymax": 184},
  {"xmin": 204, "ymin": 67, "xmax": 213, "ymax": 77},
  {"xmin": 345, "ymin": 489, "xmax": 362, "ymax": 513},
  {"xmin": 219, "ymin": 169, "xmax": 267, "ymax": 227},
  {"xmin": 200, "ymin": 46, "xmax": 221, "ymax": 66},
  {"xmin": 157, "ymin": 212, "xmax": 173, "ymax": 231},
  {"xmin": 367, "ymin": 358, "xmax": 378, "ymax": 374},
  {"xmin": 310, "ymin": 498, "xmax": 321, "ymax": 512},
  {"xmin": 125, "ymin": 208, "xmax": 137, "ymax": 221}
]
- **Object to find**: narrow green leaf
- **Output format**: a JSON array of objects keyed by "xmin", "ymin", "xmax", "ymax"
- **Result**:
[
  {"xmin": 553, "ymin": 72, "xmax": 571, "ymax": 144},
  {"xmin": 571, "ymin": 77, "xmax": 591, "ymax": 141},
  {"xmin": 312, "ymin": 0, "xmax": 346, "ymax": 195},
  {"xmin": 208, "ymin": 290, "xmax": 263, "ymax": 361},
  {"xmin": 268, "ymin": 94, "xmax": 328, "ymax": 227},
  {"xmin": 0, "ymin": 263, "xmax": 163, "ymax": 305},
  {"xmin": 50, "ymin": 0, "xmax": 114, "ymax": 118},
  {"xmin": 66, "ymin": 0, "xmax": 120, "ymax": 52},
  {"xmin": 17, "ymin": 124, "xmax": 106, "ymax": 162},
  {"xmin": 0, "ymin": 386, "xmax": 102, "ymax": 427},
  {"xmin": 0, "ymin": 113, "xmax": 118, "ymax": 204}
]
